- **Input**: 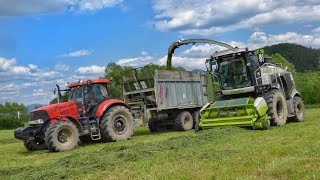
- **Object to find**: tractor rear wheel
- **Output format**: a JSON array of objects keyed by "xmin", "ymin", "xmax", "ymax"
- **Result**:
[
  {"xmin": 174, "ymin": 111, "xmax": 193, "ymax": 131},
  {"xmin": 264, "ymin": 89, "xmax": 288, "ymax": 126},
  {"xmin": 100, "ymin": 106, "xmax": 134, "ymax": 142},
  {"xmin": 45, "ymin": 121, "xmax": 79, "ymax": 152},
  {"xmin": 23, "ymin": 140, "xmax": 47, "ymax": 151},
  {"xmin": 292, "ymin": 96, "xmax": 305, "ymax": 122}
]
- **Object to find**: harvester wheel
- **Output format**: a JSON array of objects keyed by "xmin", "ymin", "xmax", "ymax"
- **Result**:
[
  {"xmin": 192, "ymin": 110, "xmax": 200, "ymax": 129},
  {"xmin": 23, "ymin": 140, "xmax": 47, "ymax": 151},
  {"xmin": 292, "ymin": 96, "xmax": 305, "ymax": 122},
  {"xmin": 45, "ymin": 121, "xmax": 79, "ymax": 152},
  {"xmin": 100, "ymin": 106, "xmax": 134, "ymax": 142},
  {"xmin": 262, "ymin": 121, "xmax": 269, "ymax": 130},
  {"xmin": 264, "ymin": 89, "xmax": 288, "ymax": 126},
  {"xmin": 174, "ymin": 111, "xmax": 193, "ymax": 131}
]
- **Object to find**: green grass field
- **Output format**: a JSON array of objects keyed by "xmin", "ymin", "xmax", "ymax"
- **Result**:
[{"xmin": 1, "ymin": 108, "xmax": 320, "ymax": 179}]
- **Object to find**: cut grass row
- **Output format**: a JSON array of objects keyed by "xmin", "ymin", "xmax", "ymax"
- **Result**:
[{"xmin": 0, "ymin": 108, "xmax": 319, "ymax": 179}]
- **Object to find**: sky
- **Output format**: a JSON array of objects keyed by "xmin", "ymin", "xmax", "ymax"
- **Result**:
[{"xmin": 0, "ymin": 0, "xmax": 320, "ymax": 105}]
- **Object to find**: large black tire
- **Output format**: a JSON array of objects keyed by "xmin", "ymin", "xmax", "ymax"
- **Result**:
[
  {"xmin": 79, "ymin": 136, "xmax": 93, "ymax": 144},
  {"xmin": 292, "ymin": 96, "xmax": 305, "ymax": 122},
  {"xmin": 45, "ymin": 121, "xmax": 79, "ymax": 152},
  {"xmin": 264, "ymin": 89, "xmax": 288, "ymax": 126},
  {"xmin": 23, "ymin": 140, "xmax": 47, "ymax": 151},
  {"xmin": 100, "ymin": 106, "xmax": 134, "ymax": 142},
  {"xmin": 148, "ymin": 119, "xmax": 166, "ymax": 132},
  {"xmin": 194, "ymin": 113, "xmax": 202, "ymax": 133},
  {"xmin": 192, "ymin": 110, "xmax": 200, "ymax": 129},
  {"xmin": 174, "ymin": 111, "xmax": 193, "ymax": 131}
]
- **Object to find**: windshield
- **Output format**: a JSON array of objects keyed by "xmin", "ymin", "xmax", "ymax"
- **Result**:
[
  {"xmin": 87, "ymin": 84, "xmax": 109, "ymax": 103},
  {"xmin": 68, "ymin": 87, "xmax": 83, "ymax": 101},
  {"xmin": 219, "ymin": 56, "xmax": 251, "ymax": 90}
]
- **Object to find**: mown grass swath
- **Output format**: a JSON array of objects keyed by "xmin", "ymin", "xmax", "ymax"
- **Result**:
[{"xmin": 1, "ymin": 108, "xmax": 319, "ymax": 179}]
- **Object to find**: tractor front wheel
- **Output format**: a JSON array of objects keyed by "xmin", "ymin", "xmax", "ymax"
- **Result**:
[
  {"xmin": 264, "ymin": 89, "xmax": 288, "ymax": 126},
  {"xmin": 45, "ymin": 121, "xmax": 79, "ymax": 152},
  {"xmin": 100, "ymin": 106, "xmax": 134, "ymax": 142},
  {"xmin": 23, "ymin": 140, "xmax": 47, "ymax": 151}
]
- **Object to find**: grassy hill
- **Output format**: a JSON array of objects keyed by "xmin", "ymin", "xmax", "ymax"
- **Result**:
[
  {"xmin": 1, "ymin": 108, "xmax": 319, "ymax": 179},
  {"xmin": 264, "ymin": 43, "xmax": 320, "ymax": 72}
]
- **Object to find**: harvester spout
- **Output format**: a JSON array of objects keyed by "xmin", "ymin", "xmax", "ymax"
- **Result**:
[{"xmin": 166, "ymin": 39, "xmax": 234, "ymax": 70}]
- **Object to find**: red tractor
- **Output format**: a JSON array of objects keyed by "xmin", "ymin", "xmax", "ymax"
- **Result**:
[{"xmin": 14, "ymin": 79, "xmax": 134, "ymax": 152}]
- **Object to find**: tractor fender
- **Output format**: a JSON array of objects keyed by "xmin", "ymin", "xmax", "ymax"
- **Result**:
[
  {"xmin": 96, "ymin": 99, "xmax": 129, "ymax": 117},
  {"xmin": 50, "ymin": 116, "xmax": 84, "ymax": 134},
  {"xmin": 291, "ymin": 89, "xmax": 301, "ymax": 99}
]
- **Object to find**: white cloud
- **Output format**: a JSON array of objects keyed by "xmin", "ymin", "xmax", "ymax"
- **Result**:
[
  {"xmin": 247, "ymin": 31, "xmax": 320, "ymax": 48},
  {"xmin": 0, "ymin": 57, "xmax": 16, "ymax": 71},
  {"xmin": 0, "ymin": 0, "xmax": 123, "ymax": 16},
  {"xmin": 152, "ymin": 0, "xmax": 320, "ymax": 35},
  {"xmin": 54, "ymin": 64, "xmax": 70, "ymax": 71},
  {"xmin": 77, "ymin": 65, "xmax": 105, "ymax": 74},
  {"xmin": 76, "ymin": 0, "xmax": 123, "ymax": 11},
  {"xmin": 28, "ymin": 64, "xmax": 39, "ymax": 72},
  {"xmin": 58, "ymin": 49, "xmax": 93, "ymax": 58},
  {"xmin": 117, "ymin": 56, "xmax": 156, "ymax": 67},
  {"xmin": 312, "ymin": 27, "xmax": 320, "ymax": 35}
]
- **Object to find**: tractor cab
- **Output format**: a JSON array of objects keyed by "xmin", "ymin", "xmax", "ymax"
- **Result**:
[
  {"xmin": 66, "ymin": 79, "xmax": 111, "ymax": 117},
  {"xmin": 206, "ymin": 49, "xmax": 262, "ymax": 96}
]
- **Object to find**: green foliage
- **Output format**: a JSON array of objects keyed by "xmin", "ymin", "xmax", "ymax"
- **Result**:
[
  {"xmin": 264, "ymin": 53, "xmax": 319, "ymax": 105},
  {"xmin": 271, "ymin": 53, "xmax": 296, "ymax": 73},
  {"xmin": 50, "ymin": 91, "xmax": 69, "ymax": 104},
  {"xmin": 264, "ymin": 43, "xmax": 320, "ymax": 72},
  {"xmin": 0, "ymin": 108, "xmax": 320, "ymax": 179},
  {"xmin": 294, "ymin": 71, "xmax": 320, "ymax": 104},
  {"xmin": 0, "ymin": 102, "xmax": 27, "ymax": 130},
  {"xmin": 104, "ymin": 63, "xmax": 185, "ymax": 99}
]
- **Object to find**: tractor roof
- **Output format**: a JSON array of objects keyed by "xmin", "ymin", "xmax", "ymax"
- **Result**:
[
  {"xmin": 67, "ymin": 79, "xmax": 110, "ymax": 88},
  {"xmin": 212, "ymin": 48, "xmax": 253, "ymax": 59}
]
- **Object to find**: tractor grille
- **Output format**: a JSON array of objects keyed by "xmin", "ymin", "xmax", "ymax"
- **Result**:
[{"xmin": 29, "ymin": 110, "xmax": 50, "ymax": 124}]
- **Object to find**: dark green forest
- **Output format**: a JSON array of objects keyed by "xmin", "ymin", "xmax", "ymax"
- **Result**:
[{"xmin": 264, "ymin": 43, "xmax": 320, "ymax": 72}]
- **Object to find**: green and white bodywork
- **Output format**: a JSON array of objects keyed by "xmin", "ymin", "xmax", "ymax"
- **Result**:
[
  {"xmin": 197, "ymin": 46, "xmax": 304, "ymax": 131},
  {"xmin": 199, "ymin": 97, "xmax": 269, "ymax": 130}
]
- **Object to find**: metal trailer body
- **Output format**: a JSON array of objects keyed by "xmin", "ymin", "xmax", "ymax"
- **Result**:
[{"xmin": 123, "ymin": 70, "xmax": 215, "ymax": 130}]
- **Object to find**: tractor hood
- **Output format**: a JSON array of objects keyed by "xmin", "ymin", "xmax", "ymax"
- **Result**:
[{"xmin": 31, "ymin": 101, "xmax": 79, "ymax": 122}]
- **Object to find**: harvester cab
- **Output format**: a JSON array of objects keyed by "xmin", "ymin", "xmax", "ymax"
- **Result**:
[
  {"xmin": 196, "ymin": 47, "xmax": 305, "ymax": 132},
  {"xmin": 14, "ymin": 79, "xmax": 134, "ymax": 152}
]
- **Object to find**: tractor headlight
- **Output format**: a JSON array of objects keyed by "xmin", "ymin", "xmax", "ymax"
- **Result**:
[
  {"xmin": 29, "ymin": 119, "xmax": 44, "ymax": 125},
  {"xmin": 256, "ymin": 71, "xmax": 261, "ymax": 77}
]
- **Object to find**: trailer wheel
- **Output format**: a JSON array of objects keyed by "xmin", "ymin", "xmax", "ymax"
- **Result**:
[
  {"xmin": 23, "ymin": 140, "xmax": 47, "ymax": 151},
  {"xmin": 148, "ymin": 119, "xmax": 166, "ymax": 132},
  {"xmin": 45, "ymin": 121, "xmax": 79, "ymax": 152},
  {"xmin": 174, "ymin": 111, "xmax": 193, "ymax": 131},
  {"xmin": 194, "ymin": 114, "xmax": 202, "ymax": 133},
  {"xmin": 292, "ymin": 96, "xmax": 305, "ymax": 122},
  {"xmin": 191, "ymin": 110, "xmax": 200, "ymax": 129},
  {"xmin": 264, "ymin": 89, "xmax": 288, "ymax": 126},
  {"xmin": 79, "ymin": 136, "xmax": 92, "ymax": 144},
  {"xmin": 100, "ymin": 106, "xmax": 134, "ymax": 142}
]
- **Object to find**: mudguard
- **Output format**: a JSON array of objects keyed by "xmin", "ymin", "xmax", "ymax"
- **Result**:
[{"xmin": 96, "ymin": 99, "xmax": 128, "ymax": 117}]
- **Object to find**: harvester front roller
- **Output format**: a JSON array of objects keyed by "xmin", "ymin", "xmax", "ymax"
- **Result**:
[{"xmin": 198, "ymin": 97, "xmax": 270, "ymax": 131}]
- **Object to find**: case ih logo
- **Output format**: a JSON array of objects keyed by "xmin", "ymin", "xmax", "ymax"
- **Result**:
[{"xmin": 159, "ymin": 84, "xmax": 164, "ymax": 105}]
